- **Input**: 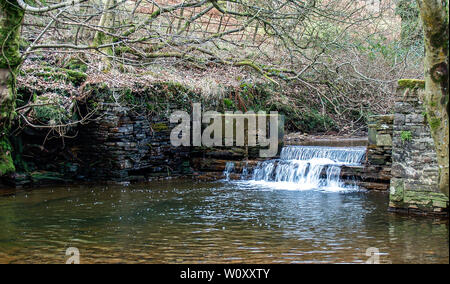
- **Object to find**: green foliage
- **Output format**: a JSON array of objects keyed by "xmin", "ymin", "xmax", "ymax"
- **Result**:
[
  {"xmin": 65, "ymin": 69, "xmax": 88, "ymax": 84},
  {"xmin": 86, "ymin": 80, "xmax": 340, "ymax": 134},
  {"xmin": 236, "ymin": 82, "xmax": 274, "ymax": 112},
  {"xmin": 123, "ymin": 88, "xmax": 136, "ymax": 104},
  {"xmin": 32, "ymin": 96, "xmax": 71, "ymax": 124},
  {"xmin": 421, "ymin": 110, "xmax": 428, "ymax": 120},
  {"xmin": 33, "ymin": 105, "xmax": 65, "ymax": 124},
  {"xmin": 395, "ymin": 0, "xmax": 423, "ymax": 47},
  {"xmin": 87, "ymin": 81, "xmax": 202, "ymax": 115},
  {"xmin": 223, "ymin": 98, "xmax": 234, "ymax": 108},
  {"xmin": 351, "ymin": 8, "xmax": 424, "ymax": 69},
  {"xmin": 365, "ymin": 34, "xmax": 397, "ymax": 60},
  {"xmin": 429, "ymin": 118, "xmax": 441, "ymax": 130},
  {"xmin": 33, "ymin": 67, "xmax": 88, "ymax": 85},
  {"xmin": 400, "ymin": 130, "xmax": 413, "ymax": 142},
  {"xmin": 65, "ymin": 59, "xmax": 88, "ymax": 73},
  {"xmin": 300, "ymin": 110, "xmax": 336, "ymax": 133},
  {"xmin": 269, "ymin": 101, "xmax": 336, "ymax": 133}
]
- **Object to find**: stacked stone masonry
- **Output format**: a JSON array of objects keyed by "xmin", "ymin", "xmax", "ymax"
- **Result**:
[
  {"xmin": 78, "ymin": 103, "xmax": 191, "ymax": 182},
  {"xmin": 389, "ymin": 87, "xmax": 449, "ymax": 215},
  {"xmin": 78, "ymin": 103, "xmax": 284, "ymax": 182},
  {"xmin": 362, "ymin": 114, "xmax": 394, "ymax": 191}
]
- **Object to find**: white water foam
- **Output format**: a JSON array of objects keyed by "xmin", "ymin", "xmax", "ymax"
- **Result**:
[{"xmin": 229, "ymin": 146, "xmax": 366, "ymax": 192}]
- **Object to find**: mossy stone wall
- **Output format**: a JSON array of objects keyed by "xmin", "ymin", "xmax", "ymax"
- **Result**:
[
  {"xmin": 364, "ymin": 114, "xmax": 394, "ymax": 191},
  {"xmin": 77, "ymin": 102, "xmax": 284, "ymax": 182},
  {"xmin": 389, "ymin": 86, "xmax": 449, "ymax": 215}
]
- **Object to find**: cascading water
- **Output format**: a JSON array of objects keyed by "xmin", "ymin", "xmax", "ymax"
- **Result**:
[
  {"xmin": 248, "ymin": 146, "xmax": 366, "ymax": 191},
  {"xmin": 223, "ymin": 162, "xmax": 235, "ymax": 181}
]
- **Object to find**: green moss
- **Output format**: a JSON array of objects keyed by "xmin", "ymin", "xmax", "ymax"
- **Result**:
[
  {"xmin": 398, "ymin": 79, "xmax": 425, "ymax": 89},
  {"xmin": 31, "ymin": 95, "xmax": 71, "ymax": 124},
  {"xmin": 64, "ymin": 58, "xmax": 88, "ymax": 73},
  {"xmin": 0, "ymin": 152, "xmax": 14, "ymax": 175},
  {"xmin": 0, "ymin": 1, "xmax": 24, "ymax": 133},
  {"xmin": 0, "ymin": 0, "xmax": 24, "ymax": 69},
  {"xmin": 152, "ymin": 122, "xmax": 169, "ymax": 132},
  {"xmin": 23, "ymin": 67, "xmax": 87, "ymax": 85},
  {"xmin": 400, "ymin": 130, "xmax": 412, "ymax": 142},
  {"xmin": 430, "ymin": 117, "xmax": 441, "ymax": 130},
  {"xmin": 65, "ymin": 69, "xmax": 88, "ymax": 84},
  {"xmin": 428, "ymin": 16, "xmax": 449, "ymax": 50},
  {"xmin": 0, "ymin": 136, "xmax": 15, "ymax": 175},
  {"xmin": 0, "ymin": 80, "xmax": 16, "ymax": 122},
  {"xmin": 390, "ymin": 179, "xmax": 404, "ymax": 202},
  {"xmin": 33, "ymin": 103, "xmax": 70, "ymax": 124},
  {"xmin": 93, "ymin": 31, "xmax": 107, "ymax": 47}
]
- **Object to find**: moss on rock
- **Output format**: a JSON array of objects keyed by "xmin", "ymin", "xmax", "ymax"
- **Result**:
[
  {"xmin": 24, "ymin": 67, "xmax": 88, "ymax": 85},
  {"xmin": 0, "ymin": 136, "xmax": 15, "ymax": 175},
  {"xmin": 64, "ymin": 58, "xmax": 88, "ymax": 73},
  {"xmin": 30, "ymin": 94, "xmax": 72, "ymax": 124},
  {"xmin": 398, "ymin": 79, "xmax": 426, "ymax": 89},
  {"xmin": 152, "ymin": 122, "xmax": 169, "ymax": 132}
]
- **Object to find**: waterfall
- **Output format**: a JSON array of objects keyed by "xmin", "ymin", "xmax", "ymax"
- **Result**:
[
  {"xmin": 223, "ymin": 162, "xmax": 235, "ymax": 181},
  {"xmin": 249, "ymin": 146, "xmax": 366, "ymax": 191}
]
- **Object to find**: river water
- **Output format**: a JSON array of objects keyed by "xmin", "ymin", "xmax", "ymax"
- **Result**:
[{"xmin": 0, "ymin": 180, "xmax": 448, "ymax": 264}]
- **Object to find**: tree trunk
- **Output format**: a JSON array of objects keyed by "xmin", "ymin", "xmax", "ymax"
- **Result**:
[
  {"xmin": 417, "ymin": 0, "xmax": 449, "ymax": 197},
  {"xmin": 0, "ymin": 1, "xmax": 24, "ymax": 176},
  {"xmin": 94, "ymin": 0, "xmax": 116, "ymax": 71},
  {"xmin": 93, "ymin": 0, "xmax": 115, "ymax": 46}
]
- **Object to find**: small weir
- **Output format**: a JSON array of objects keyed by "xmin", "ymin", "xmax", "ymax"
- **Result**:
[{"xmin": 225, "ymin": 146, "xmax": 367, "ymax": 191}]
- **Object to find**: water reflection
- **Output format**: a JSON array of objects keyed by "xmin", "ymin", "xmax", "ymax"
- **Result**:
[{"xmin": 0, "ymin": 180, "xmax": 448, "ymax": 264}]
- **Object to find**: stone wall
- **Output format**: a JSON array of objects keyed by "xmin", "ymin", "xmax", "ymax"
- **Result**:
[
  {"xmin": 190, "ymin": 114, "xmax": 285, "ymax": 180},
  {"xmin": 362, "ymin": 114, "xmax": 394, "ymax": 191},
  {"xmin": 78, "ymin": 103, "xmax": 191, "ymax": 182},
  {"xmin": 389, "ymin": 87, "xmax": 449, "ymax": 215},
  {"xmin": 77, "ymin": 103, "xmax": 284, "ymax": 182}
]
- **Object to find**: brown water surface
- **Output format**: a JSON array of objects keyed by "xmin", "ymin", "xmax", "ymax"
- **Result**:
[{"xmin": 0, "ymin": 180, "xmax": 448, "ymax": 264}]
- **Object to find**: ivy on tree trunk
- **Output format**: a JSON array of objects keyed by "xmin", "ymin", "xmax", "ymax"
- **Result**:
[{"xmin": 0, "ymin": 0, "xmax": 24, "ymax": 176}]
